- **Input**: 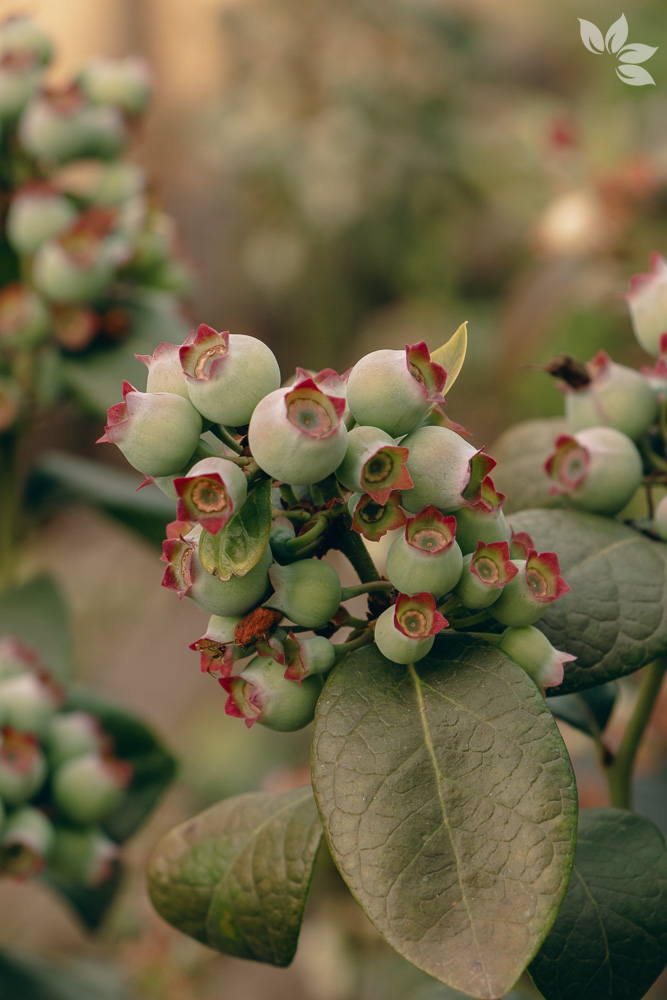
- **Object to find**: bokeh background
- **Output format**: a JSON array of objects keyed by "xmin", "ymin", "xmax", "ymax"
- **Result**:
[{"xmin": 4, "ymin": 0, "xmax": 667, "ymax": 997}]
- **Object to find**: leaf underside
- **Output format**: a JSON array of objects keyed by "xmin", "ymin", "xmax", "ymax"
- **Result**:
[
  {"xmin": 530, "ymin": 808, "xmax": 667, "ymax": 1000},
  {"xmin": 147, "ymin": 787, "xmax": 322, "ymax": 966},
  {"xmin": 312, "ymin": 636, "xmax": 578, "ymax": 1000},
  {"xmin": 509, "ymin": 508, "xmax": 667, "ymax": 692}
]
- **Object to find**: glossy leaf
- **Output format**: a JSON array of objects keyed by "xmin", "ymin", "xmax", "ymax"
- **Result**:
[
  {"xmin": 530, "ymin": 808, "xmax": 667, "ymax": 1000},
  {"xmin": 0, "ymin": 575, "xmax": 73, "ymax": 684},
  {"xmin": 199, "ymin": 478, "xmax": 272, "ymax": 581},
  {"xmin": 491, "ymin": 417, "xmax": 568, "ymax": 514},
  {"xmin": 26, "ymin": 450, "xmax": 175, "ymax": 548},
  {"xmin": 548, "ymin": 683, "xmax": 617, "ymax": 738},
  {"xmin": 430, "ymin": 321, "xmax": 467, "ymax": 396},
  {"xmin": 64, "ymin": 690, "xmax": 177, "ymax": 843},
  {"xmin": 312, "ymin": 636, "xmax": 577, "ymax": 1000},
  {"xmin": 147, "ymin": 787, "xmax": 322, "ymax": 966},
  {"xmin": 509, "ymin": 508, "xmax": 667, "ymax": 692}
]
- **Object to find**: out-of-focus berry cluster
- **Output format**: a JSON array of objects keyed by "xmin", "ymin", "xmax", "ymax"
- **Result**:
[
  {"xmin": 543, "ymin": 253, "xmax": 667, "ymax": 533},
  {"xmin": 0, "ymin": 637, "xmax": 130, "ymax": 885},
  {"xmin": 0, "ymin": 15, "xmax": 191, "ymax": 432},
  {"xmin": 101, "ymin": 322, "xmax": 574, "ymax": 732}
]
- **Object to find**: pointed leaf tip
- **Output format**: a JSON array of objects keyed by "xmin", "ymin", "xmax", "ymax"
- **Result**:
[{"xmin": 430, "ymin": 321, "xmax": 468, "ymax": 396}]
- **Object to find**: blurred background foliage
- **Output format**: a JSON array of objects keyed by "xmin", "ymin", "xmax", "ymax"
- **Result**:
[{"xmin": 3, "ymin": 0, "xmax": 667, "ymax": 997}]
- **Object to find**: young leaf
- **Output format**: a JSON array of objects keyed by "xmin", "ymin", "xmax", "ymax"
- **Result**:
[
  {"xmin": 529, "ymin": 808, "xmax": 667, "ymax": 1000},
  {"xmin": 63, "ymin": 689, "xmax": 177, "ymax": 843},
  {"xmin": 198, "ymin": 478, "xmax": 272, "ymax": 581},
  {"xmin": 509, "ymin": 508, "xmax": 667, "ymax": 692},
  {"xmin": 605, "ymin": 14, "xmax": 628, "ymax": 54},
  {"xmin": 430, "ymin": 322, "xmax": 467, "ymax": 396},
  {"xmin": 616, "ymin": 64, "xmax": 656, "ymax": 86},
  {"xmin": 312, "ymin": 636, "xmax": 578, "ymax": 1000},
  {"xmin": 0, "ymin": 575, "xmax": 73, "ymax": 685},
  {"xmin": 578, "ymin": 19, "xmax": 605, "ymax": 54},
  {"xmin": 618, "ymin": 42, "xmax": 658, "ymax": 64},
  {"xmin": 146, "ymin": 787, "xmax": 322, "ymax": 966}
]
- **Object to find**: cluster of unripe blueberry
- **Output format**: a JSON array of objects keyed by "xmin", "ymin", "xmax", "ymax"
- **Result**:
[
  {"xmin": 101, "ymin": 324, "xmax": 574, "ymax": 731},
  {"xmin": 0, "ymin": 14, "xmax": 189, "ymax": 431},
  {"xmin": 543, "ymin": 252, "xmax": 667, "ymax": 534},
  {"xmin": 0, "ymin": 637, "xmax": 130, "ymax": 884}
]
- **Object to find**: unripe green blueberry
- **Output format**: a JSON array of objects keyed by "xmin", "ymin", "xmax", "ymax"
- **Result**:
[
  {"xmin": 6, "ymin": 184, "xmax": 77, "ymax": 254},
  {"xmin": 222, "ymin": 656, "xmax": 322, "ymax": 731},
  {"xmin": 48, "ymin": 826, "xmax": 118, "ymax": 886},
  {"xmin": 137, "ymin": 341, "xmax": 189, "ymax": 397},
  {"xmin": 0, "ymin": 638, "xmax": 38, "ymax": 683},
  {"xmin": 0, "ymin": 728, "xmax": 47, "ymax": 805},
  {"xmin": 19, "ymin": 88, "xmax": 126, "ymax": 163},
  {"xmin": 249, "ymin": 375, "xmax": 348, "ymax": 485},
  {"xmin": 99, "ymin": 381, "xmax": 203, "ymax": 477},
  {"xmin": 451, "ymin": 477, "xmax": 508, "ymax": 554},
  {"xmin": 374, "ymin": 593, "xmax": 448, "ymax": 665},
  {"xmin": 269, "ymin": 516, "xmax": 297, "ymax": 563},
  {"xmin": 385, "ymin": 507, "xmax": 463, "ymax": 598},
  {"xmin": 454, "ymin": 541, "xmax": 518, "ymax": 610},
  {"xmin": 0, "ymin": 283, "xmax": 50, "ymax": 349},
  {"xmin": 32, "ymin": 228, "xmax": 116, "ymax": 305},
  {"xmin": 1, "ymin": 806, "xmax": 54, "ymax": 878},
  {"xmin": 0, "ymin": 64, "xmax": 42, "ymax": 120},
  {"xmin": 162, "ymin": 532, "xmax": 272, "ymax": 617},
  {"xmin": 625, "ymin": 254, "xmax": 667, "ymax": 356},
  {"xmin": 545, "ymin": 427, "xmax": 643, "ymax": 516},
  {"xmin": 564, "ymin": 351, "xmax": 657, "ymax": 441},
  {"xmin": 0, "ymin": 672, "xmax": 59, "ymax": 737},
  {"xmin": 283, "ymin": 633, "xmax": 336, "ymax": 682},
  {"xmin": 490, "ymin": 552, "xmax": 570, "ymax": 628},
  {"xmin": 77, "ymin": 57, "xmax": 151, "ymax": 116},
  {"xmin": 174, "ymin": 457, "xmax": 247, "ymax": 534},
  {"xmin": 180, "ymin": 324, "xmax": 281, "ymax": 426},
  {"xmin": 265, "ymin": 559, "xmax": 342, "ymax": 628},
  {"xmin": 335, "ymin": 424, "xmax": 413, "ymax": 504},
  {"xmin": 346, "ymin": 342, "xmax": 446, "ymax": 437},
  {"xmin": 0, "ymin": 16, "xmax": 53, "ymax": 67},
  {"xmin": 499, "ymin": 626, "xmax": 576, "ymax": 693},
  {"xmin": 401, "ymin": 425, "xmax": 496, "ymax": 514},
  {"xmin": 349, "ymin": 491, "xmax": 407, "ymax": 541},
  {"xmin": 52, "ymin": 751, "xmax": 130, "ymax": 825},
  {"xmin": 46, "ymin": 711, "xmax": 105, "ymax": 768}
]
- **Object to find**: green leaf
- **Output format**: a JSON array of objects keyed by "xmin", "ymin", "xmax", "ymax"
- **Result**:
[
  {"xmin": 548, "ymin": 683, "xmax": 617, "ymax": 738},
  {"xmin": 430, "ymin": 321, "xmax": 467, "ymax": 395},
  {"xmin": 0, "ymin": 950, "xmax": 134, "ymax": 1000},
  {"xmin": 64, "ymin": 690, "xmax": 177, "ymax": 843},
  {"xmin": 530, "ymin": 808, "xmax": 667, "ymax": 1000},
  {"xmin": 0, "ymin": 575, "xmax": 73, "ymax": 685},
  {"xmin": 491, "ymin": 417, "xmax": 568, "ymax": 514},
  {"xmin": 26, "ymin": 451, "xmax": 175, "ymax": 548},
  {"xmin": 312, "ymin": 636, "xmax": 578, "ymax": 1000},
  {"xmin": 146, "ymin": 786, "xmax": 323, "ymax": 966},
  {"xmin": 60, "ymin": 291, "xmax": 188, "ymax": 418},
  {"xmin": 509, "ymin": 508, "xmax": 667, "ymax": 692},
  {"xmin": 199, "ymin": 478, "xmax": 272, "ymax": 581},
  {"xmin": 41, "ymin": 860, "xmax": 124, "ymax": 931}
]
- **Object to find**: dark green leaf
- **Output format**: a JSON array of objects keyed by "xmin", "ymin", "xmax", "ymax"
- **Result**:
[
  {"xmin": 64, "ymin": 690, "xmax": 177, "ymax": 843},
  {"xmin": 491, "ymin": 418, "xmax": 568, "ymax": 514},
  {"xmin": 199, "ymin": 478, "xmax": 272, "ymax": 581},
  {"xmin": 147, "ymin": 786, "xmax": 323, "ymax": 966},
  {"xmin": 60, "ymin": 291, "xmax": 188, "ymax": 418},
  {"xmin": 0, "ymin": 950, "xmax": 134, "ymax": 1000},
  {"xmin": 26, "ymin": 450, "xmax": 175, "ymax": 548},
  {"xmin": 530, "ymin": 808, "xmax": 667, "ymax": 1000},
  {"xmin": 509, "ymin": 508, "xmax": 667, "ymax": 692},
  {"xmin": 41, "ymin": 860, "xmax": 124, "ymax": 931},
  {"xmin": 0, "ymin": 575, "xmax": 73, "ymax": 685},
  {"xmin": 548, "ymin": 683, "xmax": 618, "ymax": 738},
  {"xmin": 312, "ymin": 636, "xmax": 578, "ymax": 1000}
]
